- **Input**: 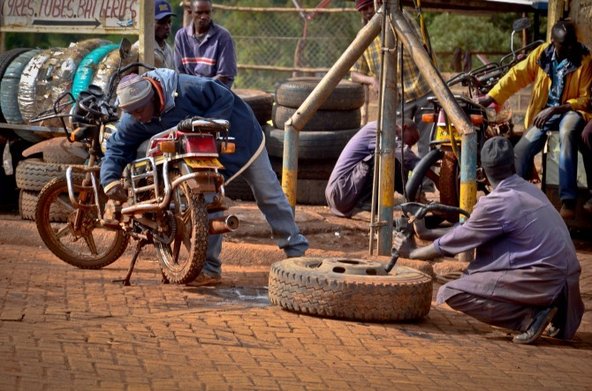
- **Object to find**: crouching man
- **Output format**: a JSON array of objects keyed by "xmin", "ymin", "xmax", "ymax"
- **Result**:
[{"xmin": 393, "ymin": 137, "xmax": 584, "ymax": 344}]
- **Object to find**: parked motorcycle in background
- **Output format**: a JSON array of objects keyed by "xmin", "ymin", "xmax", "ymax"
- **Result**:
[
  {"xmin": 32, "ymin": 39, "xmax": 238, "ymax": 285},
  {"xmin": 404, "ymin": 18, "xmax": 543, "ymax": 222}
]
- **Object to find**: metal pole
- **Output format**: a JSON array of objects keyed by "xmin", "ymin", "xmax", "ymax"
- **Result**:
[
  {"xmin": 390, "ymin": 10, "xmax": 477, "ymax": 261},
  {"xmin": 458, "ymin": 131, "xmax": 477, "ymax": 262},
  {"xmin": 375, "ymin": 0, "xmax": 398, "ymax": 255},
  {"xmin": 282, "ymin": 12, "xmax": 382, "ymax": 208},
  {"xmin": 139, "ymin": 1, "xmax": 155, "ymax": 66},
  {"xmin": 389, "ymin": 11, "xmax": 473, "ymax": 137}
]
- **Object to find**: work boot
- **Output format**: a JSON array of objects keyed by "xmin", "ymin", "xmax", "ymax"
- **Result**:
[{"xmin": 186, "ymin": 271, "xmax": 222, "ymax": 287}]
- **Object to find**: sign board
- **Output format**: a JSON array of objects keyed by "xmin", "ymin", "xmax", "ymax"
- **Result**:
[{"xmin": 0, "ymin": 0, "xmax": 140, "ymax": 34}]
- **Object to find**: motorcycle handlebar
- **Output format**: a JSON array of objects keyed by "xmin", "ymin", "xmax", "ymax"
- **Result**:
[{"xmin": 400, "ymin": 202, "xmax": 470, "ymax": 220}]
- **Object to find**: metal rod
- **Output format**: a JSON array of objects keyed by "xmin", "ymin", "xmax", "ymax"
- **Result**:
[
  {"xmin": 389, "ymin": 10, "xmax": 473, "ymax": 137},
  {"xmin": 376, "ymin": 0, "xmax": 399, "ymax": 255}
]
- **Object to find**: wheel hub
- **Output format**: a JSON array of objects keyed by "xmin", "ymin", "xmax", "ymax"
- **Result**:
[{"xmin": 308, "ymin": 258, "xmax": 388, "ymax": 276}]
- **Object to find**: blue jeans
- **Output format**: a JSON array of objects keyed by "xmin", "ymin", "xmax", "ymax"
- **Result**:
[
  {"xmin": 514, "ymin": 111, "xmax": 585, "ymax": 201},
  {"xmin": 203, "ymin": 149, "xmax": 309, "ymax": 276}
]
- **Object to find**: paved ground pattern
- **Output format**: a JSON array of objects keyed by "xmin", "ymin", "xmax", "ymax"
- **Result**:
[{"xmin": 0, "ymin": 205, "xmax": 591, "ymax": 391}]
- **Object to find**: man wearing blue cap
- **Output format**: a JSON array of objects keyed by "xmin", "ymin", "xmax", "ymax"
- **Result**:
[
  {"xmin": 393, "ymin": 136, "xmax": 584, "ymax": 345},
  {"xmin": 132, "ymin": 0, "xmax": 176, "ymax": 69}
]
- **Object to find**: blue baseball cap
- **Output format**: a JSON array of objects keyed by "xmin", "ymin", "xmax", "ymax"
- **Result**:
[{"xmin": 155, "ymin": 0, "xmax": 176, "ymax": 21}]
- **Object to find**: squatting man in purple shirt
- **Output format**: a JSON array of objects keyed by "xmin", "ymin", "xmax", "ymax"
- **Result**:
[
  {"xmin": 174, "ymin": 0, "xmax": 237, "ymax": 88},
  {"xmin": 393, "ymin": 136, "xmax": 584, "ymax": 345}
]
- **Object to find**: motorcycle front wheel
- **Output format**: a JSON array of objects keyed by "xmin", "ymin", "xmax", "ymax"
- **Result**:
[
  {"xmin": 35, "ymin": 177, "xmax": 129, "ymax": 269},
  {"xmin": 405, "ymin": 148, "xmax": 460, "ymax": 224},
  {"xmin": 155, "ymin": 181, "xmax": 208, "ymax": 284}
]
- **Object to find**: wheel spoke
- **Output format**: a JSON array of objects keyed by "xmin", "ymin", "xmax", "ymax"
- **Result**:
[
  {"xmin": 83, "ymin": 233, "xmax": 99, "ymax": 255},
  {"xmin": 172, "ymin": 236, "xmax": 182, "ymax": 265},
  {"xmin": 54, "ymin": 224, "xmax": 72, "ymax": 239},
  {"xmin": 55, "ymin": 195, "xmax": 75, "ymax": 212}
]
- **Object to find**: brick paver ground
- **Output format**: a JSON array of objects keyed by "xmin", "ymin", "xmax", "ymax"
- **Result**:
[{"xmin": 0, "ymin": 206, "xmax": 591, "ymax": 391}]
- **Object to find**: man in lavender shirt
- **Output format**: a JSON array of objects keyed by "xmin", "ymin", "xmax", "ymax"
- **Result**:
[
  {"xmin": 393, "ymin": 137, "xmax": 584, "ymax": 345},
  {"xmin": 174, "ymin": 0, "xmax": 237, "ymax": 88}
]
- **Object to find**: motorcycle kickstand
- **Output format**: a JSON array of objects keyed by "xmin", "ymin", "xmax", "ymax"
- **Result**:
[{"xmin": 113, "ymin": 238, "xmax": 148, "ymax": 286}]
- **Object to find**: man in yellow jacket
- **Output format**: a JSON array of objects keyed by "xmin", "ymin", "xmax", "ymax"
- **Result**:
[{"xmin": 480, "ymin": 19, "xmax": 592, "ymax": 219}]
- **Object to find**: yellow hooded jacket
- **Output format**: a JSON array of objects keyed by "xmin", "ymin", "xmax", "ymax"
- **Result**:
[{"xmin": 488, "ymin": 42, "xmax": 592, "ymax": 129}]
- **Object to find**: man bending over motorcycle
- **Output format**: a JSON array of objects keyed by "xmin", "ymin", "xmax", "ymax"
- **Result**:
[
  {"xmin": 100, "ymin": 69, "xmax": 308, "ymax": 285},
  {"xmin": 393, "ymin": 137, "xmax": 584, "ymax": 345},
  {"xmin": 479, "ymin": 19, "xmax": 592, "ymax": 219}
]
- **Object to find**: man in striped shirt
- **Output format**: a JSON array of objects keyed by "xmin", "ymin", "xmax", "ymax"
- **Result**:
[
  {"xmin": 351, "ymin": 0, "xmax": 433, "ymax": 157},
  {"xmin": 174, "ymin": 0, "xmax": 237, "ymax": 88}
]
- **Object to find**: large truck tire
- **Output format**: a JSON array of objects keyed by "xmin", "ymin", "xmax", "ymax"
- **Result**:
[
  {"xmin": 275, "ymin": 78, "xmax": 365, "ymax": 111},
  {"xmin": 235, "ymin": 89, "xmax": 273, "ymax": 126},
  {"xmin": 272, "ymin": 105, "xmax": 361, "ymax": 132},
  {"xmin": 269, "ymin": 257, "xmax": 433, "ymax": 321},
  {"xmin": 15, "ymin": 159, "xmax": 85, "ymax": 192}
]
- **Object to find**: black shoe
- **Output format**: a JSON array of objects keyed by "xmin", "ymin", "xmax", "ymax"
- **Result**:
[{"xmin": 513, "ymin": 307, "xmax": 558, "ymax": 344}]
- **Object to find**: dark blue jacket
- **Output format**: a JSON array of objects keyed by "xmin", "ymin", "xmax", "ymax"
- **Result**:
[{"xmin": 100, "ymin": 68, "xmax": 263, "ymax": 187}]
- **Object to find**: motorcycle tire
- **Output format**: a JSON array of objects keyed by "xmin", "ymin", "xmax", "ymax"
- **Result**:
[
  {"xmin": 268, "ymin": 257, "xmax": 432, "ymax": 322},
  {"xmin": 405, "ymin": 148, "xmax": 460, "ymax": 224},
  {"xmin": 35, "ymin": 177, "xmax": 129, "ymax": 269},
  {"xmin": 155, "ymin": 182, "xmax": 208, "ymax": 284}
]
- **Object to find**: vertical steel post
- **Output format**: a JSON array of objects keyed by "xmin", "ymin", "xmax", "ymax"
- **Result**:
[
  {"xmin": 390, "ymin": 10, "xmax": 477, "ymax": 223},
  {"xmin": 458, "ymin": 131, "xmax": 477, "ymax": 262},
  {"xmin": 376, "ymin": 0, "xmax": 398, "ymax": 255}
]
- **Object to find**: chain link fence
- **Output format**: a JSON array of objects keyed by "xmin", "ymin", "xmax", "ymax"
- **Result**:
[{"xmin": 213, "ymin": 3, "xmax": 360, "ymax": 91}]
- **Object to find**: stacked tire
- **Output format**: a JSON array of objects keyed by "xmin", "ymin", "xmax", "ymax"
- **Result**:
[
  {"xmin": 226, "ymin": 78, "xmax": 365, "ymax": 205},
  {"xmin": 0, "ymin": 40, "xmax": 127, "ymax": 219},
  {"xmin": 15, "ymin": 156, "xmax": 86, "ymax": 220}
]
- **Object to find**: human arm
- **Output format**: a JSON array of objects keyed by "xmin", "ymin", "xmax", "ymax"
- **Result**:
[
  {"xmin": 488, "ymin": 44, "xmax": 547, "ymax": 106},
  {"xmin": 173, "ymin": 30, "xmax": 188, "ymax": 74},
  {"xmin": 392, "ymin": 232, "xmax": 443, "ymax": 260},
  {"xmin": 351, "ymin": 71, "xmax": 380, "ymax": 96},
  {"xmin": 99, "ymin": 116, "xmax": 148, "ymax": 188},
  {"xmin": 564, "ymin": 54, "xmax": 592, "ymax": 113},
  {"xmin": 213, "ymin": 30, "xmax": 237, "ymax": 87}
]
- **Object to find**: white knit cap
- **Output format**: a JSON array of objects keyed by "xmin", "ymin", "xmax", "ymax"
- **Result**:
[{"xmin": 116, "ymin": 74, "xmax": 154, "ymax": 113}]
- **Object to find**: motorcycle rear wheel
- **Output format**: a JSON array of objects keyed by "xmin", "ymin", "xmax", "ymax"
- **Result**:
[
  {"xmin": 35, "ymin": 177, "xmax": 129, "ymax": 269},
  {"xmin": 155, "ymin": 181, "xmax": 208, "ymax": 284}
]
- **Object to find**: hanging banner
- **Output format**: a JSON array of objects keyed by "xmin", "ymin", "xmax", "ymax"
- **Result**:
[{"xmin": 0, "ymin": 0, "xmax": 140, "ymax": 34}]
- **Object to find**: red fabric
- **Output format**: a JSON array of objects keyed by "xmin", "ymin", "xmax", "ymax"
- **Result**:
[{"xmin": 355, "ymin": 0, "xmax": 373, "ymax": 10}]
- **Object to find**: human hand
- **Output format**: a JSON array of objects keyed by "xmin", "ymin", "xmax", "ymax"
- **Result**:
[
  {"xmin": 392, "ymin": 231, "xmax": 416, "ymax": 259},
  {"xmin": 370, "ymin": 78, "xmax": 380, "ymax": 97},
  {"xmin": 533, "ymin": 107, "xmax": 556, "ymax": 128},
  {"xmin": 477, "ymin": 95, "xmax": 494, "ymax": 107},
  {"xmin": 105, "ymin": 182, "xmax": 128, "ymax": 202}
]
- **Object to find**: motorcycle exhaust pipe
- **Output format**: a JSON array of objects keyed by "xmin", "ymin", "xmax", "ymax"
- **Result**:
[{"xmin": 209, "ymin": 215, "xmax": 240, "ymax": 234}]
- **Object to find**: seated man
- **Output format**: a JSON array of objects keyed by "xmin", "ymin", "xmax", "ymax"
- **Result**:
[
  {"xmin": 479, "ymin": 19, "xmax": 592, "ymax": 219},
  {"xmin": 100, "ymin": 69, "xmax": 308, "ymax": 284},
  {"xmin": 325, "ymin": 120, "xmax": 420, "ymax": 217},
  {"xmin": 394, "ymin": 137, "xmax": 584, "ymax": 345}
]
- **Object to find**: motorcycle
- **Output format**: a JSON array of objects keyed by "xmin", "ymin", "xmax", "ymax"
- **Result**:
[
  {"xmin": 404, "ymin": 18, "xmax": 544, "ymax": 222},
  {"xmin": 32, "ymin": 39, "xmax": 238, "ymax": 285}
]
